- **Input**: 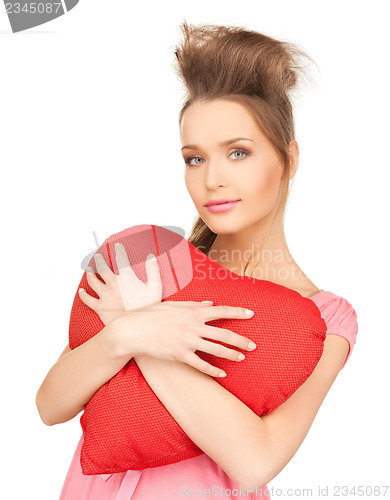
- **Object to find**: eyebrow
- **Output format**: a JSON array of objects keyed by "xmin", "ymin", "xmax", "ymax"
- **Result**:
[{"xmin": 181, "ymin": 137, "xmax": 254, "ymax": 151}]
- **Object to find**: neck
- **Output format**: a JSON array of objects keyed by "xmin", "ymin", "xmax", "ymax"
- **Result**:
[{"xmin": 207, "ymin": 213, "xmax": 299, "ymax": 282}]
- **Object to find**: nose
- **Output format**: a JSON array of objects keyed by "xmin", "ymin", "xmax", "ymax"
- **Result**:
[{"xmin": 204, "ymin": 162, "xmax": 227, "ymax": 190}]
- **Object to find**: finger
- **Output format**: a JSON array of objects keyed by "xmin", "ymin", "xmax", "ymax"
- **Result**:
[
  {"xmin": 184, "ymin": 352, "xmax": 227, "ymax": 378},
  {"xmin": 78, "ymin": 288, "xmax": 99, "ymax": 311},
  {"xmin": 201, "ymin": 305, "xmax": 254, "ymax": 322},
  {"xmin": 85, "ymin": 267, "xmax": 105, "ymax": 296},
  {"xmin": 201, "ymin": 325, "xmax": 257, "ymax": 351},
  {"xmin": 94, "ymin": 253, "xmax": 115, "ymax": 285},
  {"xmin": 196, "ymin": 338, "xmax": 246, "ymax": 362},
  {"xmin": 165, "ymin": 300, "xmax": 214, "ymax": 307},
  {"xmin": 115, "ymin": 243, "xmax": 139, "ymax": 281},
  {"xmin": 145, "ymin": 254, "xmax": 162, "ymax": 285}
]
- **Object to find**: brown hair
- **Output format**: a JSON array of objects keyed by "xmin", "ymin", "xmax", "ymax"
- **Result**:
[{"xmin": 172, "ymin": 21, "xmax": 318, "ymax": 267}]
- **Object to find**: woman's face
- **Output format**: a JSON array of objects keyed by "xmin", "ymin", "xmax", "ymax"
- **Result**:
[{"xmin": 180, "ymin": 99, "xmax": 288, "ymax": 236}]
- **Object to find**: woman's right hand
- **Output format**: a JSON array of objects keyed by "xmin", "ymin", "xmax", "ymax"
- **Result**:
[{"xmin": 114, "ymin": 300, "xmax": 257, "ymax": 378}]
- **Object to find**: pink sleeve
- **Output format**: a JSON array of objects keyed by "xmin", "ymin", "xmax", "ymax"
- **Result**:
[{"xmin": 312, "ymin": 293, "xmax": 358, "ymax": 370}]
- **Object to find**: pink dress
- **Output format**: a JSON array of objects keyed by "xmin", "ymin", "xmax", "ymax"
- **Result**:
[{"xmin": 59, "ymin": 291, "xmax": 358, "ymax": 500}]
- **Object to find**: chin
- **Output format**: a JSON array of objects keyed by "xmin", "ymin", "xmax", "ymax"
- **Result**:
[{"xmin": 203, "ymin": 217, "xmax": 244, "ymax": 235}]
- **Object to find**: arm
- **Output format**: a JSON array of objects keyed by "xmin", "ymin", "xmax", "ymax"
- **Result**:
[
  {"xmin": 133, "ymin": 333, "xmax": 349, "ymax": 489},
  {"xmin": 35, "ymin": 317, "xmax": 134, "ymax": 426}
]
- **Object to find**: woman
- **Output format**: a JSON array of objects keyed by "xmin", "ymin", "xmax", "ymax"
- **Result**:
[{"xmin": 36, "ymin": 21, "xmax": 358, "ymax": 499}]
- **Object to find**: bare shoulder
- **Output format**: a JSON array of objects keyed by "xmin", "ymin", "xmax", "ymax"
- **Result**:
[
  {"xmin": 275, "ymin": 265, "xmax": 322, "ymax": 299},
  {"xmin": 286, "ymin": 280, "xmax": 323, "ymax": 299}
]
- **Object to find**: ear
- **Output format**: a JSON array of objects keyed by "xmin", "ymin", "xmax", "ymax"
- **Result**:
[{"xmin": 288, "ymin": 140, "xmax": 299, "ymax": 180}]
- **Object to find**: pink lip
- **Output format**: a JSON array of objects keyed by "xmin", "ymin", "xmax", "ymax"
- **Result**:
[
  {"xmin": 205, "ymin": 198, "xmax": 240, "ymax": 206},
  {"xmin": 206, "ymin": 200, "xmax": 240, "ymax": 213}
]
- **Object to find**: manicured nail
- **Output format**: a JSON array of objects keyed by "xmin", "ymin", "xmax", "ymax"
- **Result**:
[
  {"xmin": 147, "ymin": 253, "xmax": 157, "ymax": 262},
  {"xmin": 201, "ymin": 301, "xmax": 214, "ymax": 304},
  {"xmin": 219, "ymin": 371, "xmax": 227, "ymax": 377},
  {"xmin": 248, "ymin": 341, "xmax": 257, "ymax": 350},
  {"xmin": 245, "ymin": 309, "xmax": 254, "ymax": 316},
  {"xmin": 79, "ymin": 288, "xmax": 84, "ymax": 293}
]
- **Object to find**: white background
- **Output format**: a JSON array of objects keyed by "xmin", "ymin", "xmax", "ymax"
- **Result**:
[{"xmin": 1, "ymin": 0, "xmax": 388, "ymax": 498}]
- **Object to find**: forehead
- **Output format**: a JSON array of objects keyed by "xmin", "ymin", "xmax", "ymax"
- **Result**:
[{"xmin": 180, "ymin": 99, "xmax": 262, "ymax": 144}]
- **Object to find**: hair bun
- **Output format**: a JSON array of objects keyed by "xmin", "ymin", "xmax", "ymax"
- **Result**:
[{"xmin": 173, "ymin": 20, "xmax": 317, "ymax": 102}]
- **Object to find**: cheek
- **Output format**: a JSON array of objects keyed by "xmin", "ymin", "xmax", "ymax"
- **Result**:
[
  {"xmin": 184, "ymin": 171, "xmax": 201, "ymax": 201},
  {"xmin": 249, "ymin": 164, "xmax": 281, "ymax": 202},
  {"xmin": 184, "ymin": 170, "xmax": 193, "ymax": 192}
]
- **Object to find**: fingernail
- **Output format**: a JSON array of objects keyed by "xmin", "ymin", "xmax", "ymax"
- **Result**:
[
  {"xmin": 245, "ymin": 309, "xmax": 254, "ymax": 316},
  {"xmin": 201, "ymin": 301, "xmax": 214, "ymax": 304},
  {"xmin": 248, "ymin": 341, "xmax": 257, "ymax": 350},
  {"xmin": 219, "ymin": 371, "xmax": 227, "ymax": 377},
  {"xmin": 147, "ymin": 253, "xmax": 157, "ymax": 262},
  {"xmin": 79, "ymin": 288, "xmax": 84, "ymax": 293}
]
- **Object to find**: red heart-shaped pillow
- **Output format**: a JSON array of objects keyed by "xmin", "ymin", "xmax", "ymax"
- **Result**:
[{"xmin": 68, "ymin": 224, "xmax": 327, "ymax": 475}]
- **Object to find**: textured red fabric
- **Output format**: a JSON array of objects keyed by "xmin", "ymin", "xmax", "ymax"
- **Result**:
[{"xmin": 68, "ymin": 224, "xmax": 327, "ymax": 475}]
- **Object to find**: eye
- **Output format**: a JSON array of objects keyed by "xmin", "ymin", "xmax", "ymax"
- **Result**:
[
  {"xmin": 229, "ymin": 148, "xmax": 250, "ymax": 160},
  {"xmin": 184, "ymin": 155, "xmax": 204, "ymax": 167},
  {"xmin": 184, "ymin": 148, "xmax": 251, "ymax": 167}
]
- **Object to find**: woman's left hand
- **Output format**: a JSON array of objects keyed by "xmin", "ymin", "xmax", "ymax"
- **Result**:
[{"xmin": 78, "ymin": 243, "xmax": 163, "ymax": 326}]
